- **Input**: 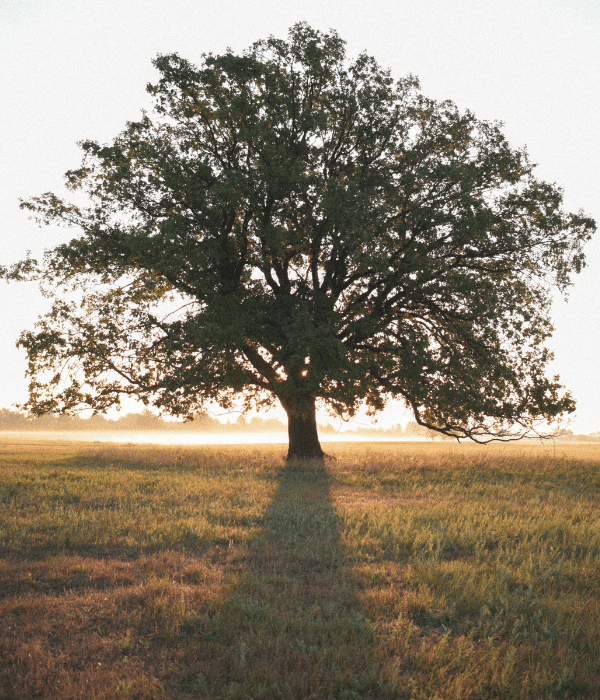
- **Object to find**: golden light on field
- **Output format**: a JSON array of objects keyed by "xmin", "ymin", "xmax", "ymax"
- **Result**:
[{"xmin": 1, "ymin": 439, "xmax": 599, "ymax": 697}]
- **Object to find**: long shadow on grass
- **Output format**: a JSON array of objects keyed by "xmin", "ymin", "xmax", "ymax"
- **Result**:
[
  {"xmin": 1, "ymin": 452, "xmax": 381, "ymax": 699},
  {"xmin": 184, "ymin": 459, "xmax": 377, "ymax": 699}
]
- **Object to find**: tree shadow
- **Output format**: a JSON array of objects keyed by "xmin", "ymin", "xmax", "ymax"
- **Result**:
[
  {"xmin": 1, "ymin": 449, "xmax": 386, "ymax": 699},
  {"xmin": 187, "ymin": 459, "xmax": 379, "ymax": 699}
]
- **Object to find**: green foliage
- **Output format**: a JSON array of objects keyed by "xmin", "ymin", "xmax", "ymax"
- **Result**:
[{"xmin": 12, "ymin": 22, "xmax": 595, "ymax": 442}]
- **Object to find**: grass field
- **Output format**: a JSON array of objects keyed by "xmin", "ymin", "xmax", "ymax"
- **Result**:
[{"xmin": 1, "ymin": 438, "xmax": 599, "ymax": 699}]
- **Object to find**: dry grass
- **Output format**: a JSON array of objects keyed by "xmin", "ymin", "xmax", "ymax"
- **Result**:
[{"xmin": 0, "ymin": 438, "xmax": 599, "ymax": 698}]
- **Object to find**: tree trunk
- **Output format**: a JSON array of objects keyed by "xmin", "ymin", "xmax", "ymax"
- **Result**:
[{"xmin": 281, "ymin": 395, "xmax": 324, "ymax": 462}]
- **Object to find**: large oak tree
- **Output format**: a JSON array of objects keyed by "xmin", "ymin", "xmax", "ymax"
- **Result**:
[{"xmin": 13, "ymin": 23, "xmax": 595, "ymax": 460}]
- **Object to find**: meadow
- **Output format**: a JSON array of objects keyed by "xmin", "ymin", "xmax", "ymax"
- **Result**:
[{"xmin": 0, "ymin": 438, "xmax": 599, "ymax": 699}]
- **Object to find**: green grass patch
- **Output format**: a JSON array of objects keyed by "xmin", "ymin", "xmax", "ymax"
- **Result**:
[{"xmin": 0, "ymin": 439, "xmax": 599, "ymax": 698}]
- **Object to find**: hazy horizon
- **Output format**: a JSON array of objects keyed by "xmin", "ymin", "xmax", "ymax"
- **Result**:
[{"xmin": 0, "ymin": 429, "xmax": 435, "ymax": 446}]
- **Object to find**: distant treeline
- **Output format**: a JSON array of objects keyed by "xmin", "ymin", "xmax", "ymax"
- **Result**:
[
  {"xmin": 0, "ymin": 408, "xmax": 287, "ymax": 433},
  {"xmin": 2, "ymin": 408, "xmax": 594, "ymax": 440},
  {"xmin": 0, "ymin": 407, "xmax": 432, "ymax": 436}
]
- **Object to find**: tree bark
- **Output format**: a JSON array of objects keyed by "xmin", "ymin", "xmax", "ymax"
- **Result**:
[{"xmin": 281, "ymin": 395, "xmax": 324, "ymax": 462}]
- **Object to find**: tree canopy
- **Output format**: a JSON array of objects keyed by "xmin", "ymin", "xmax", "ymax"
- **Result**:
[{"xmin": 11, "ymin": 23, "xmax": 595, "ymax": 460}]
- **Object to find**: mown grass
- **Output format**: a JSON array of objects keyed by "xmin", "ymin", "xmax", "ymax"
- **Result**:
[{"xmin": 0, "ymin": 438, "xmax": 599, "ymax": 699}]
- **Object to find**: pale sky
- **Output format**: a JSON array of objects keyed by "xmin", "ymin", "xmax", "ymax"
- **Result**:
[{"xmin": 1, "ymin": 0, "xmax": 599, "ymax": 432}]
